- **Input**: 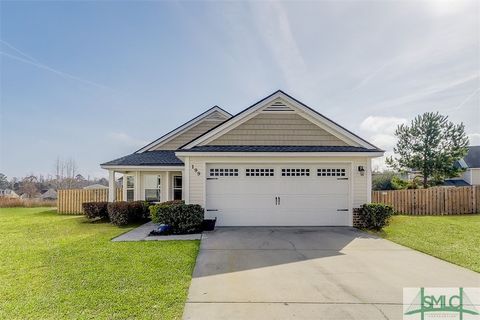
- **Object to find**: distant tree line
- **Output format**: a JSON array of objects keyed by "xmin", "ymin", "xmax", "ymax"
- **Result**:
[{"xmin": 0, "ymin": 158, "xmax": 108, "ymax": 198}]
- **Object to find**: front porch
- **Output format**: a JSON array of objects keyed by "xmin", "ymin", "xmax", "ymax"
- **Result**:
[{"xmin": 107, "ymin": 168, "xmax": 184, "ymax": 203}]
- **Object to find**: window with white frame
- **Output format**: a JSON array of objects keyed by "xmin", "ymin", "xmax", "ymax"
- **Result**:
[
  {"xmin": 281, "ymin": 168, "xmax": 310, "ymax": 176},
  {"xmin": 173, "ymin": 176, "xmax": 182, "ymax": 200},
  {"xmin": 246, "ymin": 168, "xmax": 274, "ymax": 177},
  {"xmin": 209, "ymin": 168, "xmax": 238, "ymax": 177},
  {"xmin": 317, "ymin": 168, "xmax": 346, "ymax": 177},
  {"xmin": 144, "ymin": 175, "xmax": 161, "ymax": 202},
  {"xmin": 126, "ymin": 175, "xmax": 135, "ymax": 202}
]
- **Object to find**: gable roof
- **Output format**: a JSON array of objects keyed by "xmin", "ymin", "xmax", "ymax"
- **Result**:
[
  {"xmin": 135, "ymin": 106, "xmax": 232, "ymax": 153},
  {"xmin": 180, "ymin": 90, "xmax": 380, "ymax": 150},
  {"xmin": 463, "ymin": 146, "xmax": 480, "ymax": 168}
]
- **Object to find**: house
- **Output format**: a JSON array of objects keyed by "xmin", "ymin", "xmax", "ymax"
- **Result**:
[
  {"xmin": 101, "ymin": 90, "xmax": 384, "ymax": 226},
  {"xmin": 83, "ymin": 184, "xmax": 109, "ymax": 190},
  {"xmin": 39, "ymin": 188, "xmax": 57, "ymax": 200},
  {"xmin": 455, "ymin": 145, "xmax": 480, "ymax": 185},
  {"xmin": 0, "ymin": 189, "xmax": 19, "ymax": 198}
]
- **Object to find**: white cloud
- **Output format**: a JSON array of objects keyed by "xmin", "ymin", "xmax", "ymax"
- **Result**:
[
  {"xmin": 468, "ymin": 133, "xmax": 480, "ymax": 146},
  {"xmin": 360, "ymin": 116, "xmax": 407, "ymax": 135},
  {"xmin": 107, "ymin": 132, "xmax": 146, "ymax": 148}
]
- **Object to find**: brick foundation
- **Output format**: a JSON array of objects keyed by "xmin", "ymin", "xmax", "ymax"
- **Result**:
[{"xmin": 352, "ymin": 208, "xmax": 362, "ymax": 228}]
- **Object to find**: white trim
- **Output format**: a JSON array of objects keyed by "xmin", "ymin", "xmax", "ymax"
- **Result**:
[
  {"xmin": 366, "ymin": 158, "xmax": 372, "ymax": 203},
  {"xmin": 175, "ymin": 151, "xmax": 384, "ymax": 158},
  {"xmin": 100, "ymin": 165, "xmax": 185, "ymax": 171},
  {"xmin": 182, "ymin": 91, "xmax": 377, "ymax": 149},
  {"xmin": 136, "ymin": 106, "xmax": 231, "ymax": 153},
  {"xmin": 184, "ymin": 157, "xmax": 190, "ymax": 204},
  {"xmin": 349, "ymin": 162, "xmax": 354, "ymax": 227},
  {"xmin": 108, "ymin": 170, "xmax": 116, "ymax": 202}
]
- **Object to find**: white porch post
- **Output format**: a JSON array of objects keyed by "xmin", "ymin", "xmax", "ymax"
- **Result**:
[
  {"xmin": 108, "ymin": 170, "xmax": 116, "ymax": 202},
  {"xmin": 165, "ymin": 171, "xmax": 170, "ymax": 201},
  {"xmin": 135, "ymin": 171, "xmax": 141, "ymax": 201},
  {"xmin": 366, "ymin": 158, "xmax": 372, "ymax": 203}
]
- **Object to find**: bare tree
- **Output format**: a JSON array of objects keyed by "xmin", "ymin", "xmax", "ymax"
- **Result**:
[{"xmin": 54, "ymin": 157, "xmax": 79, "ymax": 189}]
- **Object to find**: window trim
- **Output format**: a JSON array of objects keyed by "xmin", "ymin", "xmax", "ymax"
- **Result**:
[
  {"xmin": 144, "ymin": 174, "xmax": 162, "ymax": 202},
  {"xmin": 173, "ymin": 175, "xmax": 182, "ymax": 200},
  {"xmin": 125, "ymin": 175, "xmax": 135, "ymax": 202}
]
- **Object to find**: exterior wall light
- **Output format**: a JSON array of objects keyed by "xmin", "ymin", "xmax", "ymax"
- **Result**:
[{"xmin": 358, "ymin": 166, "xmax": 365, "ymax": 176}]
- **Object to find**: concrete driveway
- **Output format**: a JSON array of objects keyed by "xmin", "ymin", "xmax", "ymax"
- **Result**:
[{"xmin": 183, "ymin": 227, "xmax": 479, "ymax": 320}]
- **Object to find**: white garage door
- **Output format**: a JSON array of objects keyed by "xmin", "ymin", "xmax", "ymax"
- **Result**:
[{"xmin": 205, "ymin": 164, "xmax": 351, "ymax": 226}]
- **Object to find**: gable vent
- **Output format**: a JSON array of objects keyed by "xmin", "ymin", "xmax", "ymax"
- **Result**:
[{"xmin": 263, "ymin": 101, "xmax": 294, "ymax": 112}]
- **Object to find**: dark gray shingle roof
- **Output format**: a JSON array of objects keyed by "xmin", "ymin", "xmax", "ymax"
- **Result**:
[
  {"xmin": 442, "ymin": 179, "xmax": 471, "ymax": 187},
  {"xmin": 463, "ymin": 146, "xmax": 480, "ymax": 168},
  {"xmin": 101, "ymin": 151, "xmax": 183, "ymax": 166},
  {"xmin": 186, "ymin": 145, "xmax": 382, "ymax": 152}
]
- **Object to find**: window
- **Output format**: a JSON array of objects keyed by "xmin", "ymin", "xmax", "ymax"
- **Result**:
[
  {"xmin": 209, "ymin": 168, "xmax": 238, "ymax": 177},
  {"xmin": 246, "ymin": 168, "xmax": 274, "ymax": 177},
  {"xmin": 126, "ymin": 175, "xmax": 135, "ymax": 202},
  {"xmin": 281, "ymin": 168, "xmax": 310, "ymax": 176},
  {"xmin": 317, "ymin": 168, "xmax": 346, "ymax": 177},
  {"xmin": 144, "ymin": 175, "xmax": 161, "ymax": 202},
  {"xmin": 173, "ymin": 176, "xmax": 182, "ymax": 200}
]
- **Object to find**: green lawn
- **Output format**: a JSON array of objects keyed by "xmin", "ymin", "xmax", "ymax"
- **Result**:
[
  {"xmin": 0, "ymin": 207, "xmax": 199, "ymax": 320},
  {"xmin": 374, "ymin": 214, "xmax": 480, "ymax": 273}
]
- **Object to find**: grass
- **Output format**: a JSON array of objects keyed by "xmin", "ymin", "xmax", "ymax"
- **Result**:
[
  {"xmin": 373, "ymin": 214, "xmax": 480, "ymax": 273},
  {"xmin": 0, "ymin": 207, "xmax": 200, "ymax": 320}
]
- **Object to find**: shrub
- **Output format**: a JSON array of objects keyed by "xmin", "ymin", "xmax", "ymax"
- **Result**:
[
  {"xmin": 107, "ymin": 201, "xmax": 152, "ymax": 226},
  {"xmin": 358, "ymin": 203, "xmax": 394, "ymax": 230},
  {"xmin": 82, "ymin": 202, "xmax": 109, "ymax": 220},
  {"xmin": 150, "ymin": 202, "xmax": 204, "ymax": 234},
  {"xmin": 130, "ymin": 201, "xmax": 151, "ymax": 221},
  {"xmin": 107, "ymin": 202, "xmax": 132, "ymax": 226}
]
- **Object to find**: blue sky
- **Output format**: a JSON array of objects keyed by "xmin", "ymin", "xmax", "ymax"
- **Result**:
[{"xmin": 1, "ymin": 0, "xmax": 479, "ymax": 178}]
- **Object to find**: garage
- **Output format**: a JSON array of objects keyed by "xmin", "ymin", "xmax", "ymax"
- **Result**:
[{"xmin": 205, "ymin": 164, "xmax": 351, "ymax": 226}]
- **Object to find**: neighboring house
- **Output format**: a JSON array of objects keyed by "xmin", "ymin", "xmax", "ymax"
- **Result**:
[
  {"xmin": 0, "ymin": 189, "xmax": 19, "ymax": 198},
  {"xmin": 83, "ymin": 184, "xmax": 109, "ymax": 190},
  {"xmin": 101, "ymin": 90, "xmax": 384, "ymax": 226},
  {"xmin": 455, "ymin": 145, "xmax": 480, "ymax": 185},
  {"xmin": 39, "ymin": 188, "xmax": 57, "ymax": 200}
]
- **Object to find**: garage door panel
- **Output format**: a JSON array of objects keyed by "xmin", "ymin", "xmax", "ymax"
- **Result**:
[
  {"xmin": 206, "ymin": 164, "xmax": 351, "ymax": 226},
  {"xmin": 208, "ymin": 180, "xmax": 276, "ymax": 194},
  {"xmin": 278, "ymin": 194, "xmax": 349, "ymax": 209}
]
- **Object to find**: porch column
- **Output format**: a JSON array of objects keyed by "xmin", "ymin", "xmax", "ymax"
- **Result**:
[
  {"xmin": 108, "ymin": 170, "xmax": 116, "ymax": 202},
  {"xmin": 135, "ymin": 171, "xmax": 141, "ymax": 201},
  {"xmin": 165, "ymin": 171, "xmax": 170, "ymax": 201}
]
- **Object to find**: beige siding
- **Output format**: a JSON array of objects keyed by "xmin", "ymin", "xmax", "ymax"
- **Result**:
[
  {"xmin": 186, "ymin": 156, "xmax": 370, "ymax": 211},
  {"xmin": 352, "ymin": 158, "xmax": 367, "ymax": 207},
  {"xmin": 206, "ymin": 113, "xmax": 349, "ymax": 146},
  {"xmin": 189, "ymin": 158, "xmax": 205, "ymax": 206},
  {"xmin": 153, "ymin": 112, "xmax": 227, "ymax": 150}
]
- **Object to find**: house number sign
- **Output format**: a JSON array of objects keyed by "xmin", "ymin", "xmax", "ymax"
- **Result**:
[{"xmin": 191, "ymin": 165, "xmax": 201, "ymax": 176}]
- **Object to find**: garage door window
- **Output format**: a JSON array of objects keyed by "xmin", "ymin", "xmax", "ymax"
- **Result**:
[
  {"xmin": 209, "ymin": 168, "xmax": 239, "ymax": 177},
  {"xmin": 317, "ymin": 168, "xmax": 346, "ymax": 177},
  {"xmin": 246, "ymin": 168, "xmax": 274, "ymax": 177},
  {"xmin": 281, "ymin": 168, "xmax": 310, "ymax": 176}
]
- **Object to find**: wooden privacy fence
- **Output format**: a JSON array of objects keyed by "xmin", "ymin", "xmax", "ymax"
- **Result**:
[
  {"xmin": 372, "ymin": 186, "xmax": 480, "ymax": 215},
  {"xmin": 57, "ymin": 189, "xmax": 123, "ymax": 214}
]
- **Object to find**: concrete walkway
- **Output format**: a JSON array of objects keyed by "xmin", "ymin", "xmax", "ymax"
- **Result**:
[
  {"xmin": 112, "ymin": 222, "xmax": 202, "ymax": 241},
  {"xmin": 183, "ymin": 227, "xmax": 479, "ymax": 320}
]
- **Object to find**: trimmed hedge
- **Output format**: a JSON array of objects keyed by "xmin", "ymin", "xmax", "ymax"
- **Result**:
[
  {"xmin": 82, "ymin": 202, "xmax": 108, "ymax": 220},
  {"xmin": 107, "ymin": 201, "xmax": 151, "ymax": 226},
  {"xmin": 150, "ymin": 201, "xmax": 203, "ymax": 234},
  {"xmin": 358, "ymin": 203, "xmax": 394, "ymax": 230}
]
